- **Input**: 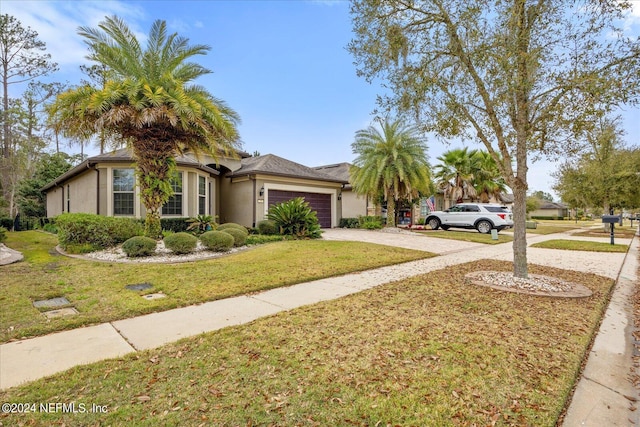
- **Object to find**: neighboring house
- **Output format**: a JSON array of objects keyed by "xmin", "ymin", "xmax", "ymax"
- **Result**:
[
  {"xmin": 530, "ymin": 201, "xmax": 569, "ymax": 219},
  {"xmin": 42, "ymin": 149, "xmax": 348, "ymax": 228},
  {"xmin": 313, "ymin": 163, "xmax": 368, "ymax": 219}
]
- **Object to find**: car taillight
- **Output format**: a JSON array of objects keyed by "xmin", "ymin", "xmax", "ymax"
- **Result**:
[{"xmin": 497, "ymin": 213, "xmax": 506, "ymax": 219}]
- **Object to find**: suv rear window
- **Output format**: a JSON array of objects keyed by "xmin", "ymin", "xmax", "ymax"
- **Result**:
[{"xmin": 484, "ymin": 206, "xmax": 510, "ymax": 213}]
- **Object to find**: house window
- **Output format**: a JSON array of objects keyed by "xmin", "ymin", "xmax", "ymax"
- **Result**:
[
  {"xmin": 198, "ymin": 176, "xmax": 206, "ymax": 215},
  {"xmin": 66, "ymin": 185, "xmax": 70, "ymax": 213},
  {"xmin": 162, "ymin": 172, "xmax": 183, "ymax": 216},
  {"xmin": 113, "ymin": 169, "xmax": 135, "ymax": 216}
]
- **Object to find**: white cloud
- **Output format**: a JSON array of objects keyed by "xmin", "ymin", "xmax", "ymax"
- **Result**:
[{"xmin": 2, "ymin": 1, "xmax": 146, "ymax": 68}]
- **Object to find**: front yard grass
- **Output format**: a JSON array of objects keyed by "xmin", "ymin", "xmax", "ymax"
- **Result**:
[
  {"xmin": 531, "ymin": 239, "xmax": 629, "ymax": 253},
  {"xmin": 415, "ymin": 229, "xmax": 514, "ymax": 244},
  {"xmin": 0, "ymin": 259, "xmax": 614, "ymax": 426},
  {"xmin": 1, "ymin": 231, "xmax": 434, "ymax": 342}
]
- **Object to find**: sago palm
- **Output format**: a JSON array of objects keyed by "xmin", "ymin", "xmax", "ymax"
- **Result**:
[
  {"xmin": 350, "ymin": 118, "xmax": 432, "ymax": 227},
  {"xmin": 49, "ymin": 16, "xmax": 241, "ymax": 238}
]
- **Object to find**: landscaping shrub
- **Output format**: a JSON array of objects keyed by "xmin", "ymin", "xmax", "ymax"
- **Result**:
[
  {"xmin": 186, "ymin": 215, "xmax": 218, "ymax": 235},
  {"xmin": 217, "ymin": 222, "xmax": 248, "ymax": 236},
  {"xmin": 163, "ymin": 232, "xmax": 198, "ymax": 254},
  {"xmin": 221, "ymin": 228, "xmax": 246, "ymax": 247},
  {"xmin": 160, "ymin": 217, "xmax": 191, "ymax": 233},
  {"xmin": 358, "ymin": 215, "xmax": 384, "ymax": 230},
  {"xmin": 122, "ymin": 236, "xmax": 157, "ymax": 257},
  {"xmin": 55, "ymin": 213, "xmax": 143, "ymax": 252},
  {"xmin": 0, "ymin": 226, "xmax": 6, "ymax": 243},
  {"xmin": 200, "ymin": 230, "xmax": 234, "ymax": 252},
  {"xmin": 0, "ymin": 217, "xmax": 12, "ymax": 230},
  {"xmin": 339, "ymin": 217, "xmax": 360, "ymax": 228},
  {"xmin": 42, "ymin": 223, "xmax": 58, "ymax": 234},
  {"xmin": 267, "ymin": 197, "xmax": 321, "ymax": 239},
  {"xmin": 257, "ymin": 219, "xmax": 279, "ymax": 235},
  {"xmin": 246, "ymin": 234, "xmax": 287, "ymax": 245}
]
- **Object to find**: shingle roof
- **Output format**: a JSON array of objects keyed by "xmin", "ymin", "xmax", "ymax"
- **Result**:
[
  {"xmin": 41, "ymin": 148, "xmax": 220, "ymax": 192},
  {"xmin": 313, "ymin": 163, "xmax": 353, "ymax": 189},
  {"xmin": 538, "ymin": 201, "xmax": 568, "ymax": 210},
  {"xmin": 230, "ymin": 154, "xmax": 347, "ymax": 184}
]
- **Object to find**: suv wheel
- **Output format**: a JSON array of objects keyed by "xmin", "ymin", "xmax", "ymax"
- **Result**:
[
  {"xmin": 428, "ymin": 217, "xmax": 441, "ymax": 230},
  {"xmin": 476, "ymin": 220, "xmax": 492, "ymax": 234}
]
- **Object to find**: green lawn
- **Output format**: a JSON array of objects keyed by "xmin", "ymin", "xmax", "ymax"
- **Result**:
[
  {"xmin": 0, "ymin": 259, "xmax": 614, "ymax": 426},
  {"xmin": 415, "ymin": 229, "xmax": 514, "ymax": 244},
  {"xmin": 1, "ymin": 231, "xmax": 434, "ymax": 341},
  {"xmin": 531, "ymin": 239, "xmax": 629, "ymax": 252}
]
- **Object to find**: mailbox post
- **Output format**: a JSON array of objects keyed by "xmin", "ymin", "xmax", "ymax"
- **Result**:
[{"xmin": 602, "ymin": 215, "xmax": 622, "ymax": 245}]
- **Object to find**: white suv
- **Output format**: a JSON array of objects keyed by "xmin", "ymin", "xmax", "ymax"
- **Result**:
[{"xmin": 425, "ymin": 203, "xmax": 513, "ymax": 234}]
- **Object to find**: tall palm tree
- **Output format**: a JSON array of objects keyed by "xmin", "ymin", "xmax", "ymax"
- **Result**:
[
  {"xmin": 433, "ymin": 148, "xmax": 478, "ymax": 204},
  {"xmin": 48, "ymin": 16, "xmax": 240, "ymax": 238},
  {"xmin": 350, "ymin": 118, "xmax": 432, "ymax": 227},
  {"xmin": 471, "ymin": 151, "xmax": 508, "ymax": 203}
]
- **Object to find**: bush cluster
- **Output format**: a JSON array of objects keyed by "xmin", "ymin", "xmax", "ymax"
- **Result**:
[
  {"xmin": 339, "ymin": 218, "xmax": 360, "ymax": 228},
  {"xmin": 222, "ymin": 228, "xmax": 247, "ymax": 246},
  {"xmin": 163, "ymin": 232, "xmax": 198, "ymax": 254},
  {"xmin": 0, "ymin": 226, "xmax": 6, "ymax": 243},
  {"xmin": 257, "ymin": 220, "xmax": 279, "ymax": 235},
  {"xmin": 56, "ymin": 213, "xmax": 143, "ymax": 252},
  {"xmin": 160, "ymin": 217, "xmax": 191, "ymax": 233},
  {"xmin": 0, "ymin": 217, "xmax": 12, "ymax": 230},
  {"xmin": 359, "ymin": 216, "xmax": 384, "ymax": 230},
  {"xmin": 200, "ymin": 230, "xmax": 234, "ymax": 252},
  {"xmin": 122, "ymin": 236, "xmax": 157, "ymax": 257},
  {"xmin": 217, "ymin": 223, "xmax": 247, "ymax": 234}
]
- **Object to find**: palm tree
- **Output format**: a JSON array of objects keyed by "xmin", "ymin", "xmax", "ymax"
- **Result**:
[
  {"xmin": 48, "ymin": 16, "xmax": 240, "ymax": 238},
  {"xmin": 471, "ymin": 151, "xmax": 508, "ymax": 203},
  {"xmin": 350, "ymin": 118, "xmax": 432, "ymax": 227},
  {"xmin": 433, "ymin": 148, "xmax": 478, "ymax": 204}
]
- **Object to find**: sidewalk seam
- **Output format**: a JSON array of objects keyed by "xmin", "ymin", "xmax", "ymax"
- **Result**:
[{"xmin": 108, "ymin": 322, "xmax": 140, "ymax": 352}]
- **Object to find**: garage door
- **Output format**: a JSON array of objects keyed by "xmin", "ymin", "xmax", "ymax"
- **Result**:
[{"xmin": 268, "ymin": 190, "xmax": 332, "ymax": 228}]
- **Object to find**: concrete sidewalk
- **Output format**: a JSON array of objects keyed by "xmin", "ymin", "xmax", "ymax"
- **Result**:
[{"xmin": 0, "ymin": 228, "xmax": 637, "ymax": 425}]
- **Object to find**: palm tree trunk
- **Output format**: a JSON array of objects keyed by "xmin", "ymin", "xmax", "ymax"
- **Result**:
[
  {"xmin": 132, "ymin": 143, "xmax": 176, "ymax": 239},
  {"xmin": 386, "ymin": 196, "xmax": 396, "ymax": 227}
]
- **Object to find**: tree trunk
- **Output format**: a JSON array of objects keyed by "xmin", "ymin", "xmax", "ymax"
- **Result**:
[
  {"xmin": 386, "ymin": 195, "xmax": 396, "ymax": 227},
  {"xmin": 132, "ymin": 142, "xmax": 176, "ymax": 239}
]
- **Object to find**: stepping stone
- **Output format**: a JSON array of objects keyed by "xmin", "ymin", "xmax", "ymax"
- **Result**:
[
  {"xmin": 142, "ymin": 293, "xmax": 165, "ymax": 300},
  {"xmin": 33, "ymin": 297, "xmax": 70, "ymax": 308},
  {"xmin": 126, "ymin": 283, "xmax": 153, "ymax": 291},
  {"xmin": 43, "ymin": 307, "xmax": 78, "ymax": 318}
]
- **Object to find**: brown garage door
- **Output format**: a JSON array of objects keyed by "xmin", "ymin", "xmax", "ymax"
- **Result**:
[{"xmin": 268, "ymin": 190, "xmax": 332, "ymax": 228}]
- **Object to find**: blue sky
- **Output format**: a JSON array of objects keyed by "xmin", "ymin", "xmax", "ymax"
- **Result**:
[{"xmin": 3, "ymin": 0, "xmax": 640, "ymax": 199}]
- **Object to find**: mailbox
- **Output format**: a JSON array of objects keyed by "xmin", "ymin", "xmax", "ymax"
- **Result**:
[
  {"xmin": 602, "ymin": 215, "xmax": 622, "ymax": 225},
  {"xmin": 602, "ymin": 214, "xmax": 621, "ymax": 245}
]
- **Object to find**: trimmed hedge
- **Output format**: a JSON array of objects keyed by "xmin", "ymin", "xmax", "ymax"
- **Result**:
[
  {"xmin": 257, "ymin": 220, "xmax": 279, "ymax": 235},
  {"xmin": 160, "ymin": 217, "xmax": 191, "ymax": 233},
  {"xmin": 200, "ymin": 230, "xmax": 234, "ymax": 252},
  {"xmin": 55, "ymin": 213, "xmax": 143, "ymax": 252},
  {"xmin": 339, "ymin": 218, "xmax": 360, "ymax": 228},
  {"xmin": 122, "ymin": 236, "xmax": 157, "ymax": 257},
  {"xmin": 217, "ymin": 222, "xmax": 248, "ymax": 236},
  {"xmin": 221, "ymin": 228, "xmax": 246, "ymax": 247},
  {"xmin": 163, "ymin": 232, "xmax": 198, "ymax": 254}
]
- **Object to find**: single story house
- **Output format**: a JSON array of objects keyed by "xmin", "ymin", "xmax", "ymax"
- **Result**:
[
  {"xmin": 42, "ymin": 149, "xmax": 348, "ymax": 228},
  {"xmin": 530, "ymin": 201, "xmax": 569, "ymax": 219}
]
